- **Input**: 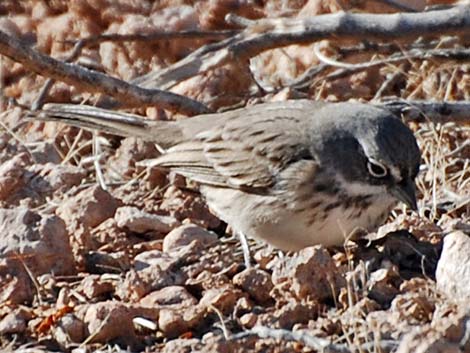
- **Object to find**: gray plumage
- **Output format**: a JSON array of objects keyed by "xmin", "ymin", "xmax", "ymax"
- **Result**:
[{"xmin": 31, "ymin": 100, "xmax": 421, "ymax": 250}]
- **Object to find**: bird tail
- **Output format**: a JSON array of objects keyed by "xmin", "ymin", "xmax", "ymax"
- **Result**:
[{"xmin": 27, "ymin": 104, "xmax": 184, "ymax": 148}]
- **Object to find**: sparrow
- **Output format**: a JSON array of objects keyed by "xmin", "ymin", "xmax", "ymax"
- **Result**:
[{"xmin": 31, "ymin": 100, "xmax": 420, "ymax": 252}]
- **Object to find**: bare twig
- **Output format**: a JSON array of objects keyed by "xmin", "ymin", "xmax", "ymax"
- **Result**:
[
  {"xmin": 377, "ymin": 100, "xmax": 470, "ymax": 123},
  {"xmin": 373, "ymin": 70, "xmax": 405, "ymax": 100},
  {"xmin": 64, "ymin": 30, "xmax": 238, "ymax": 46},
  {"xmin": 32, "ymin": 40, "xmax": 86, "ymax": 110},
  {"xmin": 225, "ymin": 14, "xmax": 256, "ymax": 28},
  {"xmin": 316, "ymin": 48, "xmax": 470, "ymax": 84},
  {"xmin": 0, "ymin": 30, "xmax": 211, "ymax": 116},
  {"xmin": 134, "ymin": 5, "xmax": 470, "ymax": 90}
]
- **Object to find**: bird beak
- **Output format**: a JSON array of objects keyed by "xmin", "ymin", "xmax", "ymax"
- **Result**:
[{"xmin": 390, "ymin": 179, "xmax": 418, "ymax": 211}]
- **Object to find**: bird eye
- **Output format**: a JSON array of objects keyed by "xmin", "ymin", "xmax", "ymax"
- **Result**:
[{"xmin": 367, "ymin": 159, "xmax": 388, "ymax": 178}]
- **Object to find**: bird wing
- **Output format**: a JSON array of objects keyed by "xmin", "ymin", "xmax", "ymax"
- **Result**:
[
  {"xmin": 155, "ymin": 110, "xmax": 315, "ymax": 191},
  {"xmin": 32, "ymin": 100, "xmax": 323, "ymax": 191}
]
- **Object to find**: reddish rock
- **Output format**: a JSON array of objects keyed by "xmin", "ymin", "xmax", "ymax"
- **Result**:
[
  {"xmin": 200, "ymin": 285, "xmax": 244, "ymax": 315},
  {"xmin": 158, "ymin": 309, "xmax": 189, "ymax": 338},
  {"xmin": 367, "ymin": 266, "xmax": 401, "ymax": 305},
  {"xmin": 0, "ymin": 207, "xmax": 75, "ymax": 281},
  {"xmin": 28, "ymin": 162, "xmax": 86, "ymax": 195},
  {"xmin": 116, "ymin": 265, "xmax": 186, "ymax": 301},
  {"xmin": 134, "ymin": 250, "xmax": 177, "ymax": 271},
  {"xmin": 0, "ymin": 273, "xmax": 33, "ymax": 305},
  {"xmin": 83, "ymin": 301, "xmax": 137, "ymax": 345},
  {"xmin": 436, "ymin": 231, "xmax": 470, "ymax": 301},
  {"xmin": 160, "ymin": 186, "xmax": 221, "ymax": 229},
  {"xmin": 56, "ymin": 185, "xmax": 118, "ymax": 249},
  {"xmin": 163, "ymin": 223, "xmax": 218, "ymax": 252},
  {"xmin": 54, "ymin": 313, "xmax": 86, "ymax": 346},
  {"xmin": 0, "ymin": 153, "xmax": 29, "ymax": 202},
  {"xmin": 260, "ymin": 300, "xmax": 318, "ymax": 329},
  {"xmin": 233, "ymin": 268, "xmax": 273, "ymax": 304},
  {"xmin": 140, "ymin": 286, "xmax": 197, "ymax": 309},
  {"xmin": 115, "ymin": 206, "xmax": 180, "ymax": 234},
  {"xmin": 272, "ymin": 246, "xmax": 345, "ymax": 301},
  {"xmin": 106, "ymin": 138, "xmax": 161, "ymax": 178},
  {"xmin": 84, "ymin": 250, "xmax": 131, "ymax": 274},
  {"xmin": 79, "ymin": 275, "xmax": 114, "ymax": 299},
  {"xmin": 0, "ymin": 307, "xmax": 32, "ymax": 335}
]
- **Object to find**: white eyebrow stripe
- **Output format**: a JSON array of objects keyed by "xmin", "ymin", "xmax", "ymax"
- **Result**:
[{"xmin": 389, "ymin": 165, "xmax": 402, "ymax": 181}]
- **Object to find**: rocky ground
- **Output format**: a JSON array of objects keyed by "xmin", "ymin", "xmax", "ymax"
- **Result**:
[{"xmin": 0, "ymin": 1, "xmax": 469, "ymax": 352}]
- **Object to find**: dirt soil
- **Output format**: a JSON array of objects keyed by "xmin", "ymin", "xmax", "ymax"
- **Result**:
[{"xmin": 0, "ymin": 1, "xmax": 469, "ymax": 352}]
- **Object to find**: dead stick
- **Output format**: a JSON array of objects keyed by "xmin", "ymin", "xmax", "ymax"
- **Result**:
[
  {"xmin": 63, "ymin": 30, "xmax": 238, "ymax": 46},
  {"xmin": 136, "ymin": 5, "xmax": 470, "ymax": 90},
  {"xmin": 377, "ymin": 100, "xmax": 470, "ymax": 123},
  {"xmin": 0, "ymin": 30, "xmax": 212, "ymax": 116}
]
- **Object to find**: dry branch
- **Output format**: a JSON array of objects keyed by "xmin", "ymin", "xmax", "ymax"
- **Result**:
[
  {"xmin": 135, "ymin": 5, "xmax": 470, "ymax": 90},
  {"xmin": 0, "ymin": 30, "xmax": 212, "ymax": 116},
  {"xmin": 64, "ymin": 30, "xmax": 238, "ymax": 46},
  {"xmin": 377, "ymin": 100, "xmax": 470, "ymax": 123}
]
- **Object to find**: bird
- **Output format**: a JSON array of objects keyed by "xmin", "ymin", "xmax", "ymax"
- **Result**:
[{"xmin": 30, "ymin": 100, "xmax": 421, "ymax": 257}]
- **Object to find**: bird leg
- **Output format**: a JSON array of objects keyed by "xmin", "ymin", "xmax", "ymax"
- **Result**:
[{"xmin": 238, "ymin": 232, "xmax": 252, "ymax": 269}]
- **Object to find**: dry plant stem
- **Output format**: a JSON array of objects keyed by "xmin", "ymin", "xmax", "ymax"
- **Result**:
[
  {"xmin": 0, "ymin": 30, "xmax": 212, "ymax": 116},
  {"xmin": 32, "ymin": 40, "xmax": 86, "ymax": 110},
  {"xmin": 377, "ymin": 100, "xmax": 470, "ymax": 124},
  {"xmin": 373, "ymin": 70, "xmax": 405, "ymax": 100},
  {"xmin": 314, "ymin": 48, "xmax": 470, "ymax": 85},
  {"xmin": 135, "ymin": 5, "xmax": 470, "ymax": 90},
  {"xmin": 64, "ymin": 30, "xmax": 238, "ymax": 46}
]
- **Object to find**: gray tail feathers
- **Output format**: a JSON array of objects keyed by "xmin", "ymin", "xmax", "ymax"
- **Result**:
[{"xmin": 28, "ymin": 104, "xmax": 184, "ymax": 148}]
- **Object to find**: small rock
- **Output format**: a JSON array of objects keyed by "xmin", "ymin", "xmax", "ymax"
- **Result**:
[
  {"xmin": 158, "ymin": 338, "xmax": 201, "ymax": 353},
  {"xmin": 272, "ymin": 246, "xmax": 345, "ymax": 301},
  {"xmin": 116, "ymin": 265, "xmax": 186, "ymax": 301},
  {"xmin": 134, "ymin": 250, "xmax": 177, "ymax": 271},
  {"xmin": 253, "ymin": 248, "xmax": 275, "ymax": 269},
  {"xmin": 160, "ymin": 186, "xmax": 221, "ymax": 229},
  {"xmin": 28, "ymin": 142, "xmax": 62, "ymax": 164},
  {"xmin": 0, "ymin": 207, "xmax": 75, "ymax": 281},
  {"xmin": 54, "ymin": 314, "xmax": 86, "ymax": 345},
  {"xmin": 380, "ymin": 230, "xmax": 441, "ymax": 278},
  {"xmin": 233, "ymin": 268, "xmax": 273, "ymax": 303},
  {"xmin": 0, "ymin": 307, "xmax": 32, "ymax": 334},
  {"xmin": 163, "ymin": 223, "xmax": 218, "ymax": 252},
  {"xmin": 0, "ymin": 273, "xmax": 33, "ymax": 305},
  {"xmin": 239, "ymin": 313, "xmax": 257, "ymax": 328},
  {"xmin": 233, "ymin": 297, "xmax": 254, "ymax": 318},
  {"xmin": 28, "ymin": 163, "xmax": 86, "ymax": 195},
  {"xmin": 391, "ymin": 292, "xmax": 435, "ymax": 325},
  {"xmin": 83, "ymin": 301, "xmax": 137, "ymax": 345},
  {"xmin": 115, "ymin": 206, "xmax": 180, "ymax": 234},
  {"xmin": 158, "ymin": 309, "xmax": 189, "ymax": 338},
  {"xmin": 79, "ymin": 275, "xmax": 114, "ymax": 299},
  {"xmin": 270, "ymin": 300, "xmax": 318, "ymax": 329},
  {"xmin": 140, "ymin": 286, "xmax": 197, "ymax": 309},
  {"xmin": 157, "ymin": 303, "xmax": 207, "ymax": 339},
  {"xmin": 106, "ymin": 138, "xmax": 161, "ymax": 179},
  {"xmin": 436, "ymin": 231, "xmax": 470, "ymax": 301},
  {"xmin": 0, "ymin": 153, "xmax": 28, "ymax": 201},
  {"xmin": 200, "ymin": 285, "xmax": 244, "ymax": 315},
  {"xmin": 367, "ymin": 266, "xmax": 401, "ymax": 305},
  {"xmin": 395, "ymin": 326, "xmax": 460, "ymax": 353},
  {"xmin": 84, "ymin": 251, "xmax": 130, "ymax": 274},
  {"xmin": 56, "ymin": 185, "xmax": 119, "ymax": 249}
]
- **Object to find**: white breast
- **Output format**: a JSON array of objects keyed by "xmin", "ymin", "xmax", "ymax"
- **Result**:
[{"xmin": 201, "ymin": 185, "xmax": 396, "ymax": 252}]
